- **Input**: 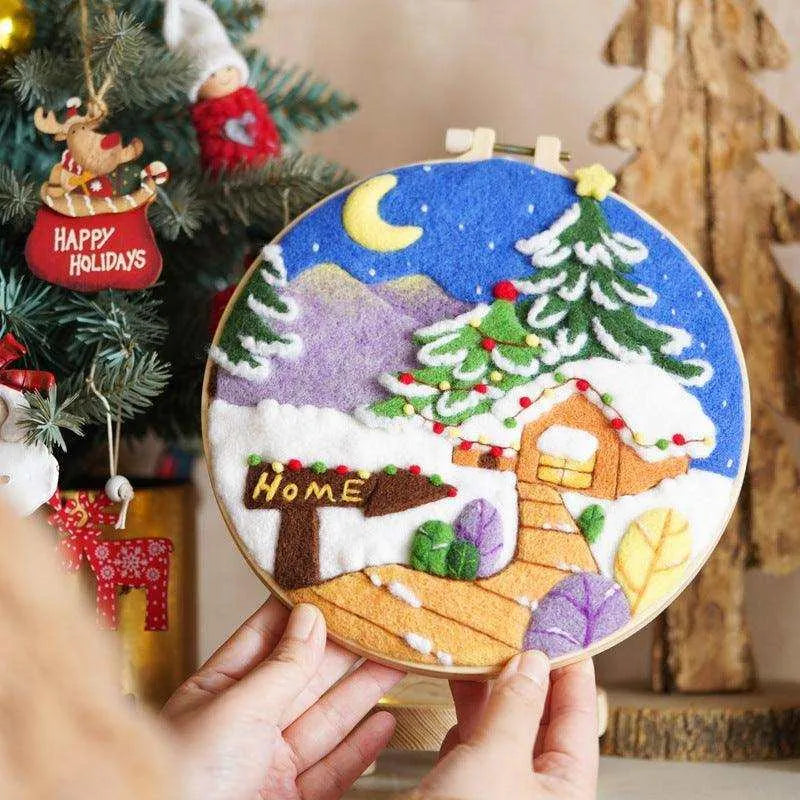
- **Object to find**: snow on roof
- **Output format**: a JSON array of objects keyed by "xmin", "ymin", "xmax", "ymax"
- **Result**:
[
  {"xmin": 537, "ymin": 425, "xmax": 599, "ymax": 462},
  {"xmin": 487, "ymin": 358, "xmax": 717, "ymax": 463}
]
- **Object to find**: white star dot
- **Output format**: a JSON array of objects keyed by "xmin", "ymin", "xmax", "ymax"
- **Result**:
[
  {"xmin": 726, "ymin": 458, "xmax": 733, "ymax": 469},
  {"xmin": 311, "ymin": 242, "xmax": 320, "ymax": 252},
  {"xmin": 695, "ymin": 290, "xmax": 702, "ymax": 298},
  {"xmin": 458, "ymin": 222, "xmax": 465, "ymax": 231},
  {"xmin": 476, "ymin": 285, "xmax": 483, "ymax": 295},
  {"xmin": 368, "ymin": 268, "xmax": 376, "ymax": 277},
  {"xmin": 487, "ymin": 241, "xmax": 495, "ymax": 250},
  {"xmin": 422, "ymin": 164, "xmax": 432, "ymax": 172},
  {"xmin": 670, "ymin": 308, "xmax": 676, "ymax": 316},
  {"xmin": 527, "ymin": 204, "xmax": 535, "ymax": 213},
  {"xmin": 663, "ymin": 274, "xmax": 669, "ymax": 280},
  {"xmin": 722, "ymin": 399, "xmax": 728, "ymax": 408},
  {"xmin": 700, "ymin": 342, "xmax": 707, "ymax": 350},
  {"xmin": 421, "ymin": 203, "xmax": 429, "ymax": 213}
]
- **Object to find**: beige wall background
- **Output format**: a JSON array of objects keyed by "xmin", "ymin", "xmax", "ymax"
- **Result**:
[{"xmin": 197, "ymin": 0, "xmax": 800, "ymax": 685}]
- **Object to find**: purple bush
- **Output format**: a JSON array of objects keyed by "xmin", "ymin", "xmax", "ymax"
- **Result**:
[
  {"xmin": 453, "ymin": 499, "xmax": 503, "ymax": 577},
  {"xmin": 523, "ymin": 573, "xmax": 631, "ymax": 658}
]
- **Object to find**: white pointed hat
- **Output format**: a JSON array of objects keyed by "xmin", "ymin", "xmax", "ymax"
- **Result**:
[{"xmin": 163, "ymin": 0, "xmax": 249, "ymax": 101}]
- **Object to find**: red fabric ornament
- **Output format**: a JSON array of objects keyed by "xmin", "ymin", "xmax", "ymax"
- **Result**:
[
  {"xmin": 287, "ymin": 458, "xmax": 302, "ymax": 471},
  {"xmin": 210, "ymin": 285, "xmax": 237, "ymax": 336},
  {"xmin": 672, "ymin": 433, "xmax": 686, "ymax": 445},
  {"xmin": 492, "ymin": 280, "xmax": 519, "ymax": 301},
  {"xmin": 490, "ymin": 446, "xmax": 504, "ymax": 458},
  {"xmin": 474, "ymin": 383, "xmax": 488, "ymax": 394},
  {"xmin": 519, "ymin": 396, "xmax": 532, "ymax": 408},
  {"xmin": 611, "ymin": 418, "xmax": 624, "ymax": 431},
  {"xmin": 0, "ymin": 333, "xmax": 55, "ymax": 392},
  {"xmin": 481, "ymin": 337, "xmax": 496, "ymax": 351},
  {"xmin": 399, "ymin": 372, "xmax": 414, "ymax": 385},
  {"xmin": 26, "ymin": 205, "xmax": 163, "ymax": 291},
  {"xmin": 409, "ymin": 464, "xmax": 422, "ymax": 475},
  {"xmin": 432, "ymin": 422, "xmax": 445, "ymax": 434},
  {"xmin": 576, "ymin": 379, "xmax": 590, "ymax": 392},
  {"xmin": 191, "ymin": 86, "xmax": 281, "ymax": 173},
  {"xmin": 447, "ymin": 487, "xmax": 458, "ymax": 497},
  {"xmin": 335, "ymin": 465, "xmax": 349, "ymax": 475},
  {"xmin": 459, "ymin": 441, "xmax": 472, "ymax": 451},
  {"xmin": 48, "ymin": 490, "xmax": 172, "ymax": 631}
]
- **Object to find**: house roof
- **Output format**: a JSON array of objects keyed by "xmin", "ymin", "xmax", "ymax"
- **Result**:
[{"xmin": 457, "ymin": 357, "xmax": 717, "ymax": 463}]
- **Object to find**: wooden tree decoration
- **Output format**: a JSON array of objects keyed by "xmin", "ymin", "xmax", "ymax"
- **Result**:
[
  {"xmin": 244, "ymin": 457, "xmax": 456, "ymax": 589},
  {"xmin": 592, "ymin": 0, "xmax": 800, "ymax": 693}
]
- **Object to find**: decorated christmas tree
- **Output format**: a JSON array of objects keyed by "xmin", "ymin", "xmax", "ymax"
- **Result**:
[
  {"xmin": 0, "ymin": 0, "xmax": 355, "ymax": 484},
  {"xmin": 369, "ymin": 166, "xmax": 710, "ymax": 431}
]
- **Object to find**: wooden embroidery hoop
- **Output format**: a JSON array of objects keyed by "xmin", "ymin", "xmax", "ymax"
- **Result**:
[{"xmin": 201, "ymin": 128, "xmax": 751, "ymax": 680}]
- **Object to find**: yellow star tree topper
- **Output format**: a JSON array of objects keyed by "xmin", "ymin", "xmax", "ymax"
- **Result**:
[{"xmin": 574, "ymin": 163, "xmax": 617, "ymax": 201}]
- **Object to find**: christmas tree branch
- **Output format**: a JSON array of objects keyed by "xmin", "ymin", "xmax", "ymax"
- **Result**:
[
  {"xmin": 0, "ymin": 166, "xmax": 40, "ymax": 228},
  {"xmin": 201, "ymin": 153, "xmax": 354, "ymax": 230},
  {"xmin": 20, "ymin": 385, "xmax": 83, "ymax": 451},
  {"xmin": 249, "ymin": 54, "xmax": 358, "ymax": 143}
]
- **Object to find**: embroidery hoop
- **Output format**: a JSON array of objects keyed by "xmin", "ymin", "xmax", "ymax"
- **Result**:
[{"xmin": 201, "ymin": 129, "xmax": 750, "ymax": 678}]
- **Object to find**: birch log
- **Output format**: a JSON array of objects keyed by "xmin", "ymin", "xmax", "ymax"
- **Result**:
[{"xmin": 592, "ymin": 0, "xmax": 800, "ymax": 692}]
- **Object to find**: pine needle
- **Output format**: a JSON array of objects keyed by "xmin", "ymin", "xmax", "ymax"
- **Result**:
[{"xmin": 20, "ymin": 386, "xmax": 83, "ymax": 452}]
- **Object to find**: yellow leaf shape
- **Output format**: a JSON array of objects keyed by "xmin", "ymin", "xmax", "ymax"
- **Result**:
[{"xmin": 613, "ymin": 508, "xmax": 691, "ymax": 615}]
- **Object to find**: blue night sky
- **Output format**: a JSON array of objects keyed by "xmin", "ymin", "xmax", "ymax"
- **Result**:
[{"xmin": 276, "ymin": 159, "xmax": 747, "ymax": 478}]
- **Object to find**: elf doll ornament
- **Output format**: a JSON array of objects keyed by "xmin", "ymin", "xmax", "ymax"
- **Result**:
[{"xmin": 163, "ymin": 0, "xmax": 281, "ymax": 173}]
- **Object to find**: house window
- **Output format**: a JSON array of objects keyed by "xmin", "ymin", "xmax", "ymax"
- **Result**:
[{"xmin": 535, "ymin": 425, "xmax": 599, "ymax": 490}]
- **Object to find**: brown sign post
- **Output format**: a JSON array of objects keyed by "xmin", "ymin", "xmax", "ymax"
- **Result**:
[{"xmin": 244, "ymin": 460, "xmax": 456, "ymax": 589}]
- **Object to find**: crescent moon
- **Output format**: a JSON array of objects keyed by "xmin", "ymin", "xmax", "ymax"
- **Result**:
[{"xmin": 342, "ymin": 174, "xmax": 423, "ymax": 252}]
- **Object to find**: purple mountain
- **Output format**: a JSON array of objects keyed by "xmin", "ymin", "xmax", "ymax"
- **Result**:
[{"xmin": 214, "ymin": 265, "xmax": 469, "ymax": 411}]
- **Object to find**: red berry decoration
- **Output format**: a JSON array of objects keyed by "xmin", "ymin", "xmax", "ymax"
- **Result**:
[
  {"xmin": 335, "ymin": 464, "xmax": 349, "ymax": 475},
  {"xmin": 519, "ymin": 396, "xmax": 532, "ymax": 409},
  {"xmin": 492, "ymin": 280, "xmax": 519, "ymax": 301},
  {"xmin": 481, "ymin": 337, "xmax": 496, "ymax": 351},
  {"xmin": 459, "ymin": 441, "xmax": 472, "ymax": 451},
  {"xmin": 474, "ymin": 383, "xmax": 488, "ymax": 394},
  {"xmin": 672, "ymin": 433, "xmax": 686, "ymax": 446},
  {"xmin": 447, "ymin": 487, "xmax": 458, "ymax": 498},
  {"xmin": 576, "ymin": 379, "xmax": 590, "ymax": 392},
  {"xmin": 611, "ymin": 418, "xmax": 624, "ymax": 431},
  {"xmin": 409, "ymin": 464, "xmax": 422, "ymax": 475},
  {"xmin": 287, "ymin": 458, "xmax": 302, "ymax": 471},
  {"xmin": 399, "ymin": 372, "xmax": 414, "ymax": 385},
  {"xmin": 432, "ymin": 422, "xmax": 445, "ymax": 434},
  {"xmin": 490, "ymin": 446, "xmax": 503, "ymax": 458}
]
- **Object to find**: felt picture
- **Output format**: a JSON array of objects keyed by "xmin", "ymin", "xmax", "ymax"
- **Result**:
[{"xmin": 203, "ymin": 157, "xmax": 748, "ymax": 674}]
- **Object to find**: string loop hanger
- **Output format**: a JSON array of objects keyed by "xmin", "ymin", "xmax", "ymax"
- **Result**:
[{"xmin": 445, "ymin": 128, "xmax": 571, "ymax": 174}]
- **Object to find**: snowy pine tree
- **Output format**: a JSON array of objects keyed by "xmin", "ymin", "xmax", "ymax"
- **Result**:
[
  {"xmin": 368, "ymin": 283, "xmax": 542, "ymax": 426},
  {"xmin": 210, "ymin": 245, "xmax": 301, "ymax": 380},
  {"xmin": 515, "ymin": 186, "xmax": 712, "ymax": 386}
]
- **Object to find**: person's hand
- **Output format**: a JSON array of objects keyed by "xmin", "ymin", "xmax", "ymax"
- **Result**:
[
  {"xmin": 162, "ymin": 598, "xmax": 403, "ymax": 800},
  {"xmin": 416, "ymin": 652, "xmax": 598, "ymax": 799}
]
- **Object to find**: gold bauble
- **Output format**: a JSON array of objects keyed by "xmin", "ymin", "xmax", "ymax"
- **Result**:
[{"xmin": 0, "ymin": 0, "xmax": 35, "ymax": 63}]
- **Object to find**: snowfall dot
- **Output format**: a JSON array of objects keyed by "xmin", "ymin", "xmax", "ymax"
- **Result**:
[
  {"xmin": 663, "ymin": 273, "xmax": 669, "ymax": 281},
  {"xmin": 527, "ymin": 203, "xmax": 535, "ymax": 213},
  {"xmin": 700, "ymin": 342, "xmax": 707, "ymax": 350},
  {"xmin": 368, "ymin": 268, "xmax": 377, "ymax": 277},
  {"xmin": 487, "ymin": 241, "xmax": 495, "ymax": 250},
  {"xmin": 311, "ymin": 242, "xmax": 320, "ymax": 252},
  {"xmin": 475, "ymin": 285, "xmax": 483, "ymax": 295},
  {"xmin": 421, "ymin": 203, "xmax": 429, "ymax": 213},
  {"xmin": 670, "ymin": 308, "xmax": 677, "ymax": 317},
  {"xmin": 422, "ymin": 164, "xmax": 432, "ymax": 172},
  {"xmin": 722, "ymin": 399, "xmax": 728, "ymax": 408},
  {"xmin": 727, "ymin": 459, "xmax": 734, "ymax": 469},
  {"xmin": 458, "ymin": 222, "xmax": 465, "ymax": 231}
]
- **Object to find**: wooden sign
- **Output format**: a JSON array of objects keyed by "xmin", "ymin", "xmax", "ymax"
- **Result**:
[{"xmin": 244, "ymin": 461, "xmax": 455, "ymax": 589}]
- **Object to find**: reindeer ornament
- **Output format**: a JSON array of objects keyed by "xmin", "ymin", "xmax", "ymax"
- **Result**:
[{"xmin": 25, "ymin": 97, "xmax": 170, "ymax": 292}]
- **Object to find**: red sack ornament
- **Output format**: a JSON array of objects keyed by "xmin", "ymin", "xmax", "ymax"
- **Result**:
[
  {"xmin": 48, "ymin": 490, "xmax": 173, "ymax": 631},
  {"xmin": 24, "ymin": 98, "xmax": 169, "ymax": 292},
  {"xmin": 191, "ymin": 86, "xmax": 281, "ymax": 173}
]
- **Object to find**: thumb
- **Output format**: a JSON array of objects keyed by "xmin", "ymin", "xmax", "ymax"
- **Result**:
[
  {"xmin": 467, "ymin": 650, "xmax": 550, "ymax": 761},
  {"xmin": 224, "ymin": 603, "xmax": 326, "ymax": 724}
]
